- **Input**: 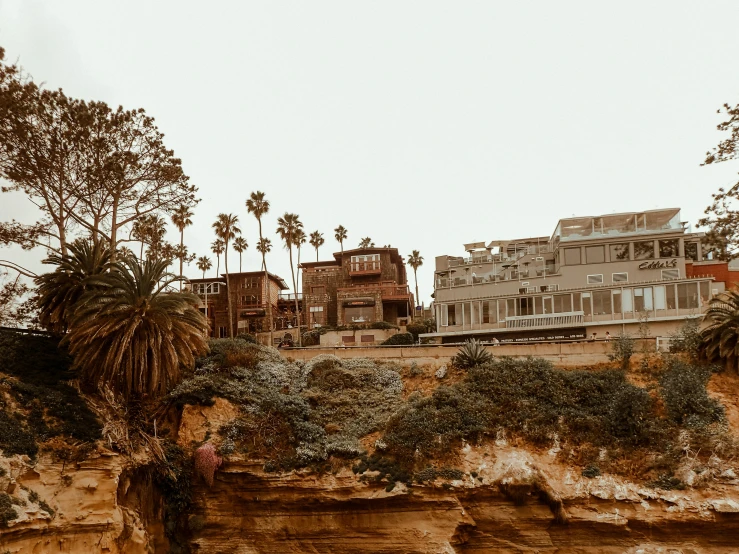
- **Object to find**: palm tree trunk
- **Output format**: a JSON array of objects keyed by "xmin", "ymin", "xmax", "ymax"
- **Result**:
[
  {"xmin": 287, "ymin": 244, "xmax": 301, "ymax": 347},
  {"xmin": 315, "ymin": 248, "xmax": 319, "ymax": 262},
  {"xmin": 224, "ymin": 244, "xmax": 233, "ymax": 338},
  {"xmin": 258, "ymin": 217, "xmax": 274, "ymax": 346},
  {"xmin": 239, "ymin": 253, "xmax": 243, "ymax": 273},
  {"xmin": 216, "ymin": 255, "xmax": 220, "ymax": 276},
  {"xmin": 414, "ymin": 268, "xmax": 420, "ymax": 319},
  {"xmin": 202, "ymin": 268, "xmax": 205, "ymax": 279},
  {"xmin": 179, "ymin": 230, "xmax": 184, "ymax": 292}
]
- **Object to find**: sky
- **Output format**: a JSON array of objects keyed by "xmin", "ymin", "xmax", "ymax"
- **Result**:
[{"xmin": 1, "ymin": 0, "xmax": 739, "ymax": 305}]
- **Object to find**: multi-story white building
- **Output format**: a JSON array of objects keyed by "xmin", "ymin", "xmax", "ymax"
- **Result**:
[{"xmin": 425, "ymin": 208, "xmax": 726, "ymax": 343}]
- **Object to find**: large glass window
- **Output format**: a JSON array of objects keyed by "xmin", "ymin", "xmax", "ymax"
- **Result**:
[
  {"xmin": 685, "ymin": 242, "xmax": 699, "ymax": 262},
  {"xmin": 634, "ymin": 241, "xmax": 655, "ymax": 260},
  {"xmin": 609, "ymin": 243, "xmax": 630, "ymax": 261},
  {"xmin": 621, "ymin": 288, "xmax": 633, "ymax": 312},
  {"xmin": 345, "ymin": 306, "xmax": 375, "ymax": 323},
  {"xmin": 573, "ymin": 294, "xmax": 582, "ymax": 312},
  {"xmin": 585, "ymin": 245, "xmax": 605, "ymax": 264},
  {"xmin": 564, "ymin": 247, "xmax": 581, "ymax": 265},
  {"xmin": 654, "ymin": 286, "xmax": 666, "ymax": 310},
  {"xmin": 677, "ymin": 283, "xmax": 699, "ymax": 309},
  {"xmin": 448, "ymin": 304, "xmax": 457, "ymax": 325},
  {"xmin": 581, "ymin": 292, "xmax": 592, "ymax": 316},
  {"xmin": 534, "ymin": 296, "xmax": 543, "ymax": 314},
  {"xmin": 440, "ymin": 304, "xmax": 449, "ymax": 326},
  {"xmin": 463, "ymin": 303, "xmax": 472, "ymax": 325},
  {"xmin": 666, "ymin": 284, "xmax": 677, "ymax": 309},
  {"xmin": 499, "ymin": 300, "xmax": 507, "ymax": 322},
  {"xmin": 634, "ymin": 287, "xmax": 653, "ymax": 311},
  {"xmin": 592, "ymin": 290, "xmax": 612, "ymax": 314},
  {"xmin": 519, "ymin": 297, "xmax": 534, "ymax": 316},
  {"xmin": 613, "ymin": 290, "xmax": 622, "ymax": 313},
  {"xmin": 700, "ymin": 281, "xmax": 710, "ymax": 306},
  {"xmin": 553, "ymin": 294, "xmax": 572, "ymax": 313},
  {"xmin": 659, "ymin": 239, "xmax": 679, "ymax": 258},
  {"xmin": 543, "ymin": 296, "xmax": 553, "ymax": 314}
]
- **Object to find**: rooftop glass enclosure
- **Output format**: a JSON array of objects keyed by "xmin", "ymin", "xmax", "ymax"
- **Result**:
[{"xmin": 553, "ymin": 209, "xmax": 682, "ymax": 243}]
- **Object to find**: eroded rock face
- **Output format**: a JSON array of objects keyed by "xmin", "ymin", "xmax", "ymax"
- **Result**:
[{"xmin": 0, "ymin": 451, "xmax": 151, "ymax": 554}]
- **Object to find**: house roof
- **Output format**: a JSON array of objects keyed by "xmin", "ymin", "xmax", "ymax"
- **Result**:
[{"xmin": 188, "ymin": 271, "xmax": 290, "ymax": 290}]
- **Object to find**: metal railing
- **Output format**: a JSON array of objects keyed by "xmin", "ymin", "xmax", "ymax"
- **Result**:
[
  {"xmin": 506, "ymin": 311, "xmax": 585, "ymax": 329},
  {"xmin": 279, "ymin": 293, "xmax": 303, "ymax": 301}
]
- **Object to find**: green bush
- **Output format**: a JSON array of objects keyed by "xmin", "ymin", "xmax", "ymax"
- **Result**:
[
  {"xmin": 235, "ymin": 333, "xmax": 257, "ymax": 344},
  {"xmin": 668, "ymin": 318, "xmax": 702, "ymax": 361},
  {"xmin": 452, "ymin": 339, "xmax": 493, "ymax": 369},
  {"xmin": 381, "ymin": 333, "xmax": 414, "ymax": 346},
  {"xmin": 659, "ymin": 360, "xmax": 724, "ymax": 427},
  {"xmin": 0, "ymin": 492, "xmax": 18, "ymax": 527},
  {"xmin": 608, "ymin": 334, "xmax": 635, "ymax": 371},
  {"xmin": 369, "ymin": 321, "xmax": 399, "ymax": 330},
  {"xmin": 302, "ymin": 330, "xmax": 321, "ymax": 347}
]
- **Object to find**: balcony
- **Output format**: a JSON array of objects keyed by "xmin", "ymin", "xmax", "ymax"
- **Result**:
[
  {"xmin": 337, "ymin": 284, "xmax": 412, "ymax": 302},
  {"xmin": 349, "ymin": 261, "xmax": 382, "ymax": 276},
  {"xmin": 279, "ymin": 293, "xmax": 303, "ymax": 301},
  {"xmin": 506, "ymin": 311, "xmax": 585, "ymax": 330}
]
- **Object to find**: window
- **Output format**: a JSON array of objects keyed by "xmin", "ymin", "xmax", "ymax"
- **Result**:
[
  {"xmin": 661, "ymin": 269, "xmax": 679, "ymax": 280},
  {"xmin": 311, "ymin": 285, "xmax": 326, "ymax": 295},
  {"xmin": 700, "ymin": 281, "xmax": 710, "ymax": 306},
  {"xmin": 612, "ymin": 272, "xmax": 628, "ymax": 283},
  {"xmin": 613, "ymin": 289, "xmax": 622, "ymax": 313},
  {"xmin": 659, "ymin": 239, "xmax": 679, "ymax": 258},
  {"xmin": 361, "ymin": 335, "xmax": 374, "ymax": 343},
  {"xmin": 350, "ymin": 254, "xmax": 380, "ymax": 272},
  {"xmin": 634, "ymin": 241, "xmax": 655, "ymax": 260},
  {"xmin": 543, "ymin": 296, "xmax": 553, "ymax": 314},
  {"xmin": 553, "ymin": 294, "xmax": 572, "ymax": 313},
  {"xmin": 507, "ymin": 298, "xmax": 516, "ymax": 318},
  {"xmin": 440, "ymin": 304, "xmax": 449, "ymax": 326},
  {"xmin": 654, "ymin": 286, "xmax": 666, "ymax": 310},
  {"xmin": 666, "ymin": 284, "xmax": 677, "ymax": 309},
  {"xmin": 196, "ymin": 283, "xmax": 220, "ymax": 294},
  {"xmin": 685, "ymin": 242, "xmax": 699, "ymax": 261},
  {"xmin": 609, "ymin": 243, "xmax": 629, "ymax": 261},
  {"xmin": 342, "ymin": 335, "xmax": 356, "ymax": 344},
  {"xmin": 634, "ymin": 287, "xmax": 653, "ymax": 311},
  {"xmin": 581, "ymin": 292, "xmax": 592, "ymax": 316},
  {"xmin": 593, "ymin": 290, "xmax": 612, "ymax": 314},
  {"xmin": 587, "ymin": 274, "xmax": 604, "ymax": 284},
  {"xmin": 219, "ymin": 326, "xmax": 227, "ymax": 338},
  {"xmin": 345, "ymin": 306, "xmax": 375, "ymax": 323},
  {"xmin": 241, "ymin": 294, "xmax": 258, "ymax": 305},
  {"xmin": 585, "ymin": 245, "xmax": 605, "ymax": 264},
  {"xmin": 677, "ymin": 283, "xmax": 699, "ymax": 309},
  {"xmin": 448, "ymin": 304, "xmax": 457, "ymax": 326},
  {"xmin": 482, "ymin": 301, "xmax": 497, "ymax": 324},
  {"xmin": 621, "ymin": 288, "xmax": 633, "ymax": 312},
  {"xmin": 309, "ymin": 305, "xmax": 325, "ymax": 325},
  {"xmin": 564, "ymin": 247, "xmax": 581, "ymax": 265},
  {"xmin": 518, "ymin": 297, "xmax": 534, "ymax": 316},
  {"xmin": 242, "ymin": 278, "xmax": 258, "ymax": 289}
]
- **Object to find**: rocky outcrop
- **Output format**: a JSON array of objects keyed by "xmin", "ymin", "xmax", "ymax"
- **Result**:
[
  {"xmin": 0, "ymin": 451, "xmax": 152, "ymax": 554},
  {"xmin": 186, "ymin": 446, "xmax": 739, "ymax": 553}
]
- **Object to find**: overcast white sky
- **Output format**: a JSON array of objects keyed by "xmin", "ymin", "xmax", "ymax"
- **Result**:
[{"xmin": 2, "ymin": 1, "xmax": 739, "ymax": 304}]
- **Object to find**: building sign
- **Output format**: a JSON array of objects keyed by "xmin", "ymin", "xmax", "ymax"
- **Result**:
[
  {"xmin": 639, "ymin": 259, "xmax": 677, "ymax": 270},
  {"xmin": 342, "ymin": 299, "xmax": 375, "ymax": 307},
  {"xmin": 441, "ymin": 327, "xmax": 587, "ymax": 345},
  {"xmin": 240, "ymin": 309, "xmax": 266, "ymax": 317}
]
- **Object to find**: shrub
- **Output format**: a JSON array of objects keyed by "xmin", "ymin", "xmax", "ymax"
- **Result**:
[
  {"xmin": 451, "ymin": 339, "xmax": 492, "ymax": 369},
  {"xmin": 369, "ymin": 321, "xmax": 398, "ymax": 330},
  {"xmin": 405, "ymin": 323, "xmax": 427, "ymax": 342},
  {"xmin": 659, "ymin": 360, "xmax": 724, "ymax": 427},
  {"xmin": 608, "ymin": 334, "xmax": 635, "ymax": 371},
  {"xmin": 668, "ymin": 318, "xmax": 702, "ymax": 361},
  {"xmin": 381, "ymin": 333, "xmax": 414, "ymax": 346},
  {"xmin": 235, "ymin": 333, "xmax": 257, "ymax": 344},
  {"xmin": 581, "ymin": 465, "xmax": 601, "ymax": 478},
  {"xmin": 194, "ymin": 443, "xmax": 222, "ymax": 487},
  {"xmin": 0, "ymin": 493, "xmax": 18, "ymax": 527},
  {"xmin": 302, "ymin": 331, "xmax": 321, "ymax": 347}
]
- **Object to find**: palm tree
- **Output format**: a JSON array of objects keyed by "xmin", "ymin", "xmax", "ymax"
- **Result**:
[
  {"xmin": 171, "ymin": 204, "xmax": 194, "ymax": 291},
  {"xmin": 160, "ymin": 243, "xmax": 177, "ymax": 271},
  {"xmin": 247, "ymin": 191, "xmax": 274, "ymax": 343},
  {"xmin": 211, "ymin": 239, "xmax": 225, "ymax": 276},
  {"xmin": 256, "ymin": 237, "xmax": 273, "ymax": 340},
  {"xmin": 277, "ymin": 213, "xmax": 304, "ymax": 346},
  {"xmin": 233, "ymin": 236, "xmax": 248, "ymax": 273},
  {"xmin": 701, "ymin": 290, "xmax": 739, "ymax": 371},
  {"xmin": 196, "ymin": 256, "xmax": 212, "ymax": 279},
  {"xmin": 213, "ymin": 213, "xmax": 241, "ymax": 338},
  {"xmin": 407, "ymin": 250, "xmax": 424, "ymax": 316},
  {"xmin": 334, "ymin": 225, "xmax": 348, "ymax": 255},
  {"xmin": 35, "ymin": 238, "xmax": 113, "ymax": 333},
  {"xmin": 359, "ymin": 237, "xmax": 374, "ymax": 248},
  {"xmin": 142, "ymin": 215, "xmax": 167, "ymax": 262},
  {"xmin": 295, "ymin": 228, "xmax": 307, "ymax": 296},
  {"xmin": 66, "ymin": 255, "xmax": 208, "ymax": 399},
  {"xmin": 131, "ymin": 215, "xmax": 154, "ymax": 260},
  {"xmin": 309, "ymin": 231, "xmax": 325, "ymax": 262}
]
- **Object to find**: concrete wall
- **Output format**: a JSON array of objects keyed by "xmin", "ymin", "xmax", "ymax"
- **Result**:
[
  {"xmin": 319, "ymin": 328, "xmax": 397, "ymax": 347},
  {"xmin": 282, "ymin": 339, "xmax": 658, "ymax": 368}
]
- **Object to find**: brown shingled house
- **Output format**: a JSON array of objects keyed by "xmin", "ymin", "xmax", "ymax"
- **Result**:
[{"xmin": 300, "ymin": 247, "xmax": 414, "ymax": 328}]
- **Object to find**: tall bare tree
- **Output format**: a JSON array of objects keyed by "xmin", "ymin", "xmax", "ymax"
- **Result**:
[
  {"xmin": 213, "ymin": 213, "xmax": 240, "ymax": 338},
  {"xmin": 247, "ymin": 191, "xmax": 274, "ymax": 344},
  {"xmin": 277, "ymin": 213, "xmax": 304, "ymax": 346}
]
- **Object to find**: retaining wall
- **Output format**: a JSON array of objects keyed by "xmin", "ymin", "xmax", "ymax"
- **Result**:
[{"xmin": 281, "ymin": 339, "xmax": 658, "ymax": 368}]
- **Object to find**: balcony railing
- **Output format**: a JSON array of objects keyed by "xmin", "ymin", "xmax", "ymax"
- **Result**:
[
  {"xmin": 506, "ymin": 311, "xmax": 585, "ymax": 330},
  {"xmin": 279, "ymin": 293, "xmax": 303, "ymax": 301},
  {"xmin": 349, "ymin": 261, "xmax": 382, "ymax": 276},
  {"xmin": 337, "ymin": 284, "xmax": 411, "ymax": 301}
]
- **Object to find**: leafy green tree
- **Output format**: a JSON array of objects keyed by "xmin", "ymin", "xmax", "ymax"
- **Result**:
[
  {"xmin": 213, "ymin": 214, "xmax": 240, "ymax": 338},
  {"xmin": 277, "ymin": 213, "xmax": 304, "ymax": 346},
  {"xmin": 35, "ymin": 239, "xmax": 112, "ymax": 333},
  {"xmin": 699, "ymin": 102, "xmax": 739, "ymax": 259},
  {"xmin": 66, "ymin": 256, "xmax": 208, "ymax": 398}
]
